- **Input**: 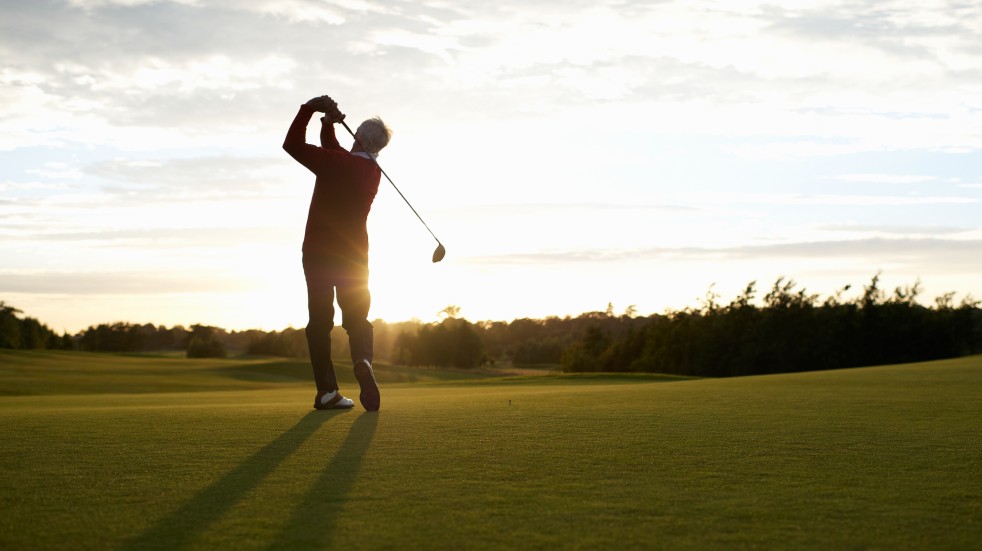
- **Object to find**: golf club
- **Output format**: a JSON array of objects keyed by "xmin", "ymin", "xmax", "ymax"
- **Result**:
[{"xmin": 338, "ymin": 116, "xmax": 446, "ymax": 264}]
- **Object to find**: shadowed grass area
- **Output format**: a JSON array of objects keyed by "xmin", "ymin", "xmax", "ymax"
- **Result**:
[
  {"xmin": 0, "ymin": 353, "xmax": 979, "ymax": 549},
  {"xmin": 117, "ymin": 410, "xmax": 342, "ymax": 551}
]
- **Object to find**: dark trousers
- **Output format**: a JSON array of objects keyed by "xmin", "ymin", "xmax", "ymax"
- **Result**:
[{"xmin": 302, "ymin": 254, "xmax": 374, "ymax": 393}]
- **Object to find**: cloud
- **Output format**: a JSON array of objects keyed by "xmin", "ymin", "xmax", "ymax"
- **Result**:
[
  {"xmin": 244, "ymin": 0, "xmax": 347, "ymax": 24},
  {"xmin": 85, "ymin": 155, "xmax": 285, "ymax": 185},
  {"xmin": 0, "ymin": 269, "xmax": 251, "ymax": 295},
  {"xmin": 451, "ymin": 202, "xmax": 700, "ymax": 216},
  {"xmin": 759, "ymin": 2, "xmax": 979, "ymax": 70},
  {"xmin": 729, "ymin": 238, "xmax": 982, "ymax": 266},
  {"xmin": 16, "ymin": 226, "xmax": 295, "ymax": 248},
  {"xmin": 76, "ymin": 155, "xmax": 300, "ymax": 202},
  {"xmin": 71, "ymin": 54, "xmax": 298, "ymax": 95},
  {"xmin": 816, "ymin": 223, "xmax": 972, "ymax": 236},
  {"xmin": 834, "ymin": 173, "xmax": 937, "ymax": 184},
  {"xmin": 0, "ymin": 180, "xmax": 73, "ymax": 193},
  {"xmin": 696, "ymin": 192, "xmax": 978, "ymax": 207},
  {"xmin": 67, "ymin": 0, "xmax": 199, "ymax": 7},
  {"xmin": 5, "ymin": 0, "xmax": 982, "ymax": 154},
  {"xmin": 463, "ymin": 238, "xmax": 982, "ymax": 267}
]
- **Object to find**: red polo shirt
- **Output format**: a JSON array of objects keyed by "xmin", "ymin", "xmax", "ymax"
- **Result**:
[{"xmin": 283, "ymin": 105, "xmax": 381, "ymax": 263}]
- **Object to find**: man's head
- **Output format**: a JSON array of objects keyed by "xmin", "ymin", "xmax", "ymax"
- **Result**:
[{"xmin": 355, "ymin": 117, "xmax": 392, "ymax": 156}]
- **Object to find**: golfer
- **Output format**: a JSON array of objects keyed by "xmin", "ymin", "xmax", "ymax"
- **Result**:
[{"xmin": 283, "ymin": 94, "xmax": 390, "ymax": 411}]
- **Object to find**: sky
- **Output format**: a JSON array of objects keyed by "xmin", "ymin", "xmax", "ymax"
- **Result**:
[{"xmin": 1, "ymin": 0, "xmax": 981, "ymax": 333}]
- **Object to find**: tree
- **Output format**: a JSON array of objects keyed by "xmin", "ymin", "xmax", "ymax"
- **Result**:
[
  {"xmin": 186, "ymin": 325, "xmax": 227, "ymax": 358},
  {"xmin": 390, "ymin": 317, "xmax": 484, "ymax": 368},
  {"xmin": 246, "ymin": 328, "xmax": 308, "ymax": 358},
  {"xmin": 0, "ymin": 302, "xmax": 23, "ymax": 348},
  {"xmin": 560, "ymin": 275, "xmax": 982, "ymax": 377},
  {"xmin": 438, "ymin": 305, "xmax": 461, "ymax": 319},
  {"xmin": 19, "ymin": 318, "xmax": 46, "ymax": 350},
  {"xmin": 0, "ymin": 302, "xmax": 60, "ymax": 350},
  {"xmin": 561, "ymin": 325, "xmax": 611, "ymax": 372}
]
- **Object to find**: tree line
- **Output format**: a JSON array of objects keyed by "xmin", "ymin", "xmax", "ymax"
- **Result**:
[
  {"xmin": 560, "ymin": 275, "xmax": 982, "ymax": 376},
  {"xmin": 2, "ymin": 274, "xmax": 980, "ymax": 376},
  {"xmin": 0, "ymin": 302, "xmax": 74, "ymax": 350},
  {"xmin": 0, "ymin": 304, "xmax": 485, "ymax": 366}
]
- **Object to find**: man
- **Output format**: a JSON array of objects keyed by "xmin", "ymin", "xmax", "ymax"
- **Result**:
[{"xmin": 283, "ymin": 94, "xmax": 391, "ymax": 411}]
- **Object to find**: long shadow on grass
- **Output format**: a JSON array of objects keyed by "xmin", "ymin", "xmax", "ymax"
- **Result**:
[
  {"xmin": 266, "ymin": 412, "xmax": 378, "ymax": 550},
  {"xmin": 119, "ymin": 410, "xmax": 344, "ymax": 551}
]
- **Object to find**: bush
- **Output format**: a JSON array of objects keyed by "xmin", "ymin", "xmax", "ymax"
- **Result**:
[
  {"xmin": 392, "ymin": 317, "xmax": 484, "ymax": 368},
  {"xmin": 246, "ymin": 328, "xmax": 308, "ymax": 358},
  {"xmin": 185, "ymin": 325, "xmax": 227, "ymax": 359}
]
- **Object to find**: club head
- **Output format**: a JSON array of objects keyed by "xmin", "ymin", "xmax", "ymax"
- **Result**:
[{"xmin": 432, "ymin": 243, "xmax": 446, "ymax": 263}]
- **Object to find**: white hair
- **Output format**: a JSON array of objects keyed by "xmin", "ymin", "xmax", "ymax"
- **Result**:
[{"xmin": 355, "ymin": 117, "xmax": 392, "ymax": 155}]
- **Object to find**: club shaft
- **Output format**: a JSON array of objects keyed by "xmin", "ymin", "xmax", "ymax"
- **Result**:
[{"xmin": 339, "ymin": 120, "xmax": 441, "ymax": 245}]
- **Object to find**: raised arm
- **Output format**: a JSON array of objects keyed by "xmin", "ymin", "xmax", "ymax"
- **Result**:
[
  {"xmin": 320, "ymin": 117, "xmax": 345, "ymax": 151},
  {"xmin": 282, "ymin": 104, "xmax": 324, "ymax": 173}
]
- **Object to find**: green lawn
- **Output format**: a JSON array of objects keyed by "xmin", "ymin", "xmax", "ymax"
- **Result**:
[
  {"xmin": 0, "ymin": 351, "xmax": 979, "ymax": 549},
  {"xmin": 0, "ymin": 350, "xmax": 487, "ymax": 396}
]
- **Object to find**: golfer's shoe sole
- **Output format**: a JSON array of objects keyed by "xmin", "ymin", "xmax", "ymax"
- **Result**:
[
  {"xmin": 354, "ymin": 361, "xmax": 381, "ymax": 412},
  {"xmin": 314, "ymin": 392, "xmax": 355, "ymax": 410}
]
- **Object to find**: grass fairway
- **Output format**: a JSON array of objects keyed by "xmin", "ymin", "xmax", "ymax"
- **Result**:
[{"xmin": 1, "ymin": 352, "xmax": 980, "ymax": 549}]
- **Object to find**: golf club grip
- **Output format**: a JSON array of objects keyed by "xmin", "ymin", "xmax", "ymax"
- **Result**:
[{"xmin": 338, "ymin": 120, "xmax": 441, "ymax": 244}]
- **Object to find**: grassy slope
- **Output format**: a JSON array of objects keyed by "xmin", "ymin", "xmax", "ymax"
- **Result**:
[
  {"xmin": 0, "ymin": 352, "xmax": 979, "ymax": 549},
  {"xmin": 0, "ymin": 350, "xmax": 488, "ymax": 396}
]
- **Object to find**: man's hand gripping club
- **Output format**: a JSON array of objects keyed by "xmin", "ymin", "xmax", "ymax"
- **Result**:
[{"xmin": 305, "ymin": 95, "xmax": 346, "ymax": 124}]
